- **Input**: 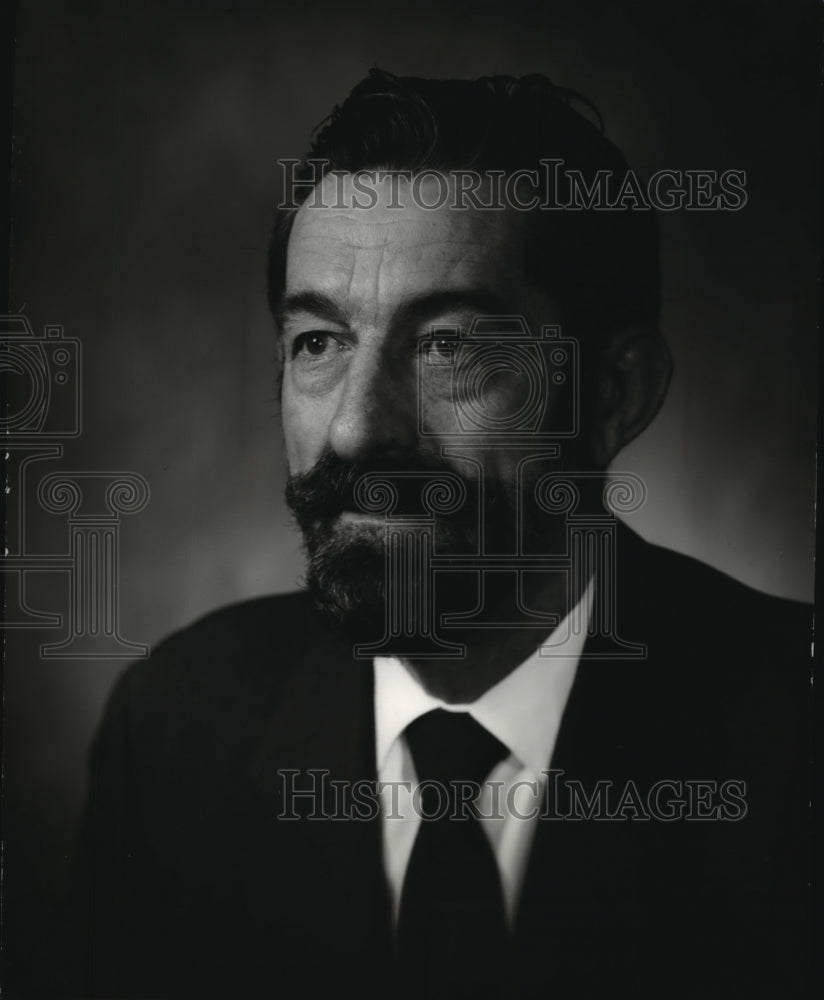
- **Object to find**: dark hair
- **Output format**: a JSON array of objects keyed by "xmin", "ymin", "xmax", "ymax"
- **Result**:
[{"xmin": 267, "ymin": 68, "xmax": 659, "ymax": 353}]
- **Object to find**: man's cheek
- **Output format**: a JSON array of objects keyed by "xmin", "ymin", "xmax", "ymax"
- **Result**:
[{"xmin": 282, "ymin": 404, "xmax": 329, "ymax": 474}]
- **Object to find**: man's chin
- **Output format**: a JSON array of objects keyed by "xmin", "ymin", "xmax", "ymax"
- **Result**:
[
  {"xmin": 300, "ymin": 511, "xmax": 519, "ymax": 648},
  {"xmin": 303, "ymin": 519, "xmax": 468, "ymax": 647},
  {"xmin": 336, "ymin": 510, "xmax": 391, "ymax": 528},
  {"xmin": 304, "ymin": 529, "xmax": 389, "ymax": 643}
]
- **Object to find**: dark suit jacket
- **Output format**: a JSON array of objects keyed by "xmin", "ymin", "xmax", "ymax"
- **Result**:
[{"xmin": 62, "ymin": 526, "xmax": 811, "ymax": 998}]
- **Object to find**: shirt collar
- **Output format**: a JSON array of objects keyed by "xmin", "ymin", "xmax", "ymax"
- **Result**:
[{"xmin": 374, "ymin": 578, "xmax": 594, "ymax": 778}]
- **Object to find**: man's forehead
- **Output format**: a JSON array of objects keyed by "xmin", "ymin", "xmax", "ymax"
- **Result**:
[{"xmin": 285, "ymin": 172, "xmax": 529, "ymax": 294}]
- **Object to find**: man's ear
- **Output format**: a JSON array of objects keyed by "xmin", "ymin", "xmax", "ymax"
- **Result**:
[{"xmin": 590, "ymin": 325, "xmax": 673, "ymax": 468}]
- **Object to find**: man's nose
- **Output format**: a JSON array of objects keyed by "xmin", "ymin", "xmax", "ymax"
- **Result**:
[{"xmin": 328, "ymin": 348, "xmax": 416, "ymax": 461}]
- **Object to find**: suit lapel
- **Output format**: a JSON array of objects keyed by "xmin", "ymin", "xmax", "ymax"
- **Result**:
[
  {"xmin": 512, "ymin": 524, "xmax": 657, "ymax": 993},
  {"xmin": 246, "ymin": 622, "xmax": 393, "ymax": 966}
]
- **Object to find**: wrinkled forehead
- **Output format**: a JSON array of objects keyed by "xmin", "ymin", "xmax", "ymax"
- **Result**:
[{"xmin": 286, "ymin": 172, "xmax": 533, "ymax": 297}]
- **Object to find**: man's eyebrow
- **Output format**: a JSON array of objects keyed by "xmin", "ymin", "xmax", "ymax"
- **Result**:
[
  {"xmin": 275, "ymin": 287, "xmax": 515, "ymax": 333},
  {"xmin": 276, "ymin": 291, "xmax": 349, "ymax": 330},
  {"xmin": 397, "ymin": 289, "xmax": 515, "ymax": 329}
]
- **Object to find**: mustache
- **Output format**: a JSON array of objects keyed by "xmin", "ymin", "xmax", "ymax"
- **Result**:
[{"xmin": 285, "ymin": 449, "xmax": 482, "ymax": 530}]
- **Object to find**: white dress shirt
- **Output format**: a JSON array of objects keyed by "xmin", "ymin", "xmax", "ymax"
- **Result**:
[{"xmin": 373, "ymin": 578, "xmax": 594, "ymax": 923}]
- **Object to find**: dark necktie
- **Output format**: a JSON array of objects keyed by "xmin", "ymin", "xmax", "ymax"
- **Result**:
[{"xmin": 396, "ymin": 709, "xmax": 510, "ymax": 1000}]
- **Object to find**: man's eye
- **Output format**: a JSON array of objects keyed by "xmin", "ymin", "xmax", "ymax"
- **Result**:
[
  {"xmin": 292, "ymin": 332, "xmax": 335, "ymax": 358},
  {"xmin": 422, "ymin": 338, "xmax": 457, "ymax": 365}
]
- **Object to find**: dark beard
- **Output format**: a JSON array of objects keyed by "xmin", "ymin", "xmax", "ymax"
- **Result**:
[
  {"xmin": 297, "ymin": 530, "xmax": 389, "ymax": 642},
  {"xmin": 284, "ymin": 449, "xmax": 541, "ymax": 645}
]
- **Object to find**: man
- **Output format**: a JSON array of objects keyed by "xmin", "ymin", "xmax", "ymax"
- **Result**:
[{"xmin": 68, "ymin": 71, "xmax": 810, "ymax": 998}]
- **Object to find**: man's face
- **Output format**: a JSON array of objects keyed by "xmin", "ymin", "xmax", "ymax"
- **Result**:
[{"xmin": 280, "ymin": 173, "xmax": 566, "ymax": 636}]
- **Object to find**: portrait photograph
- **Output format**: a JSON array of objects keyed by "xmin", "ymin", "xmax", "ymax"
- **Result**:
[{"xmin": 2, "ymin": 1, "xmax": 818, "ymax": 997}]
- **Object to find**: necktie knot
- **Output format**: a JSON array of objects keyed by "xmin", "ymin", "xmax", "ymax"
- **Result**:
[{"xmin": 404, "ymin": 708, "xmax": 509, "ymax": 790}]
